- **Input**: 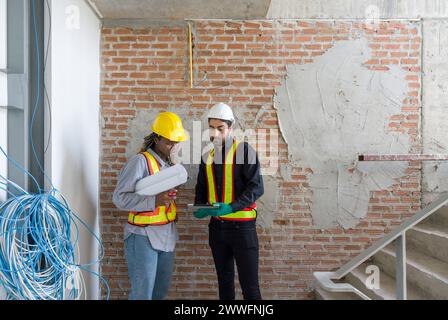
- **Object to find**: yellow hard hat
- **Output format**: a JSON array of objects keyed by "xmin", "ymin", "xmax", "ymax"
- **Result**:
[{"xmin": 151, "ymin": 112, "xmax": 189, "ymax": 142}]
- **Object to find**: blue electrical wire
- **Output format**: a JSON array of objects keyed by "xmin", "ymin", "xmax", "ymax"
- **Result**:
[
  {"xmin": 0, "ymin": 0, "xmax": 110, "ymax": 300},
  {"xmin": 0, "ymin": 157, "xmax": 110, "ymax": 300}
]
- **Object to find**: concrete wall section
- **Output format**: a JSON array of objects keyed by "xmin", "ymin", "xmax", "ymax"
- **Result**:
[
  {"xmin": 88, "ymin": 0, "xmax": 448, "ymax": 20},
  {"xmin": 267, "ymin": 0, "xmax": 448, "ymax": 19},
  {"xmin": 274, "ymin": 36, "xmax": 413, "ymax": 229},
  {"xmin": 422, "ymin": 19, "xmax": 448, "ymax": 204},
  {"xmin": 90, "ymin": 0, "xmax": 271, "ymax": 20}
]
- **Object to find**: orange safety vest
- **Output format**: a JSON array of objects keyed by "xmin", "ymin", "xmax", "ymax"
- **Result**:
[
  {"xmin": 205, "ymin": 140, "xmax": 257, "ymax": 221},
  {"xmin": 128, "ymin": 151, "xmax": 177, "ymax": 226}
]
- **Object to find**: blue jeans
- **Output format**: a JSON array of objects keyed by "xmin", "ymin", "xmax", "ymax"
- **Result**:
[{"xmin": 124, "ymin": 233, "xmax": 175, "ymax": 300}]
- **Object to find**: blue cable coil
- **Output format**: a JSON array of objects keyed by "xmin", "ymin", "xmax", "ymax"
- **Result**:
[
  {"xmin": 0, "ymin": 148, "xmax": 110, "ymax": 300},
  {"xmin": 0, "ymin": 0, "xmax": 110, "ymax": 300}
]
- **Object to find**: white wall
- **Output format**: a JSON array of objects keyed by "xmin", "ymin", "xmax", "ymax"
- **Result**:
[
  {"xmin": 0, "ymin": 0, "xmax": 5, "ymax": 69},
  {"xmin": 0, "ymin": 0, "xmax": 7, "ymax": 203},
  {"xmin": 49, "ymin": 0, "xmax": 101, "ymax": 300},
  {"xmin": 0, "ymin": 75, "xmax": 6, "ymax": 203},
  {"xmin": 0, "ymin": 0, "xmax": 7, "ymax": 300}
]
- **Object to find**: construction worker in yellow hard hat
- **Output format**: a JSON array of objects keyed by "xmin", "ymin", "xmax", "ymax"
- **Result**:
[
  {"xmin": 113, "ymin": 111, "xmax": 188, "ymax": 300},
  {"xmin": 151, "ymin": 112, "xmax": 189, "ymax": 143}
]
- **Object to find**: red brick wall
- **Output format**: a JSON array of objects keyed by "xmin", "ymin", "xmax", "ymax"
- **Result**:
[{"xmin": 100, "ymin": 20, "xmax": 421, "ymax": 300}]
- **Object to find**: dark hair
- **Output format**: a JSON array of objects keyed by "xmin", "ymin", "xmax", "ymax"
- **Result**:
[
  {"xmin": 209, "ymin": 118, "xmax": 233, "ymax": 128},
  {"xmin": 140, "ymin": 133, "xmax": 160, "ymax": 153},
  {"xmin": 140, "ymin": 133, "xmax": 175, "ymax": 166}
]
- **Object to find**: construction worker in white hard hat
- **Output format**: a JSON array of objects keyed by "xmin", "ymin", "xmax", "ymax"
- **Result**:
[
  {"xmin": 113, "ymin": 112, "xmax": 189, "ymax": 300},
  {"xmin": 193, "ymin": 103, "xmax": 264, "ymax": 300}
]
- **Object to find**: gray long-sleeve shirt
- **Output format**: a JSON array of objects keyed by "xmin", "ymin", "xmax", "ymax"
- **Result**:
[{"xmin": 113, "ymin": 148, "xmax": 179, "ymax": 252}]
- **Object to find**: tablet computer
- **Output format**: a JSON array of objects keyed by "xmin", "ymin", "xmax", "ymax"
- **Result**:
[{"xmin": 187, "ymin": 203, "xmax": 220, "ymax": 211}]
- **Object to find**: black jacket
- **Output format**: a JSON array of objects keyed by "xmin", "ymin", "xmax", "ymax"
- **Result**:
[{"xmin": 194, "ymin": 138, "xmax": 264, "ymax": 212}]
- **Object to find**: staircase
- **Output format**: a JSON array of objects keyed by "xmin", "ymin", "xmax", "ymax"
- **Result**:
[{"xmin": 315, "ymin": 195, "xmax": 448, "ymax": 300}]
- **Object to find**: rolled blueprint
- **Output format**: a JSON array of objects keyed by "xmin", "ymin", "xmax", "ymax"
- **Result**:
[{"xmin": 135, "ymin": 164, "xmax": 188, "ymax": 196}]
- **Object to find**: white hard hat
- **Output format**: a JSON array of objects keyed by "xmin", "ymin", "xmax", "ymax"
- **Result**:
[{"xmin": 208, "ymin": 103, "xmax": 235, "ymax": 123}]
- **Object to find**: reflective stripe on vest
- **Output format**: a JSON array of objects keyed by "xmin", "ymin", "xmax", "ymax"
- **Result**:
[
  {"xmin": 206, "ymin": 140, "xmax": 257, "ymax": 221},
  {"xmin": 127, "ymin": 151, "xmax": 177, "ymax": 227}
]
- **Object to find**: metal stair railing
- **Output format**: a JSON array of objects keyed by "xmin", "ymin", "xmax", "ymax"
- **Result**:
[{"xmin": 314, "ymin": 192, "xmax": 448, "ymax": 300}]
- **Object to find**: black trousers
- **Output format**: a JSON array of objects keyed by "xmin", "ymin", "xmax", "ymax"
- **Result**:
[{"xmin": 208, "ymin": 218, "xmax": 262, "ymax": 300}]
